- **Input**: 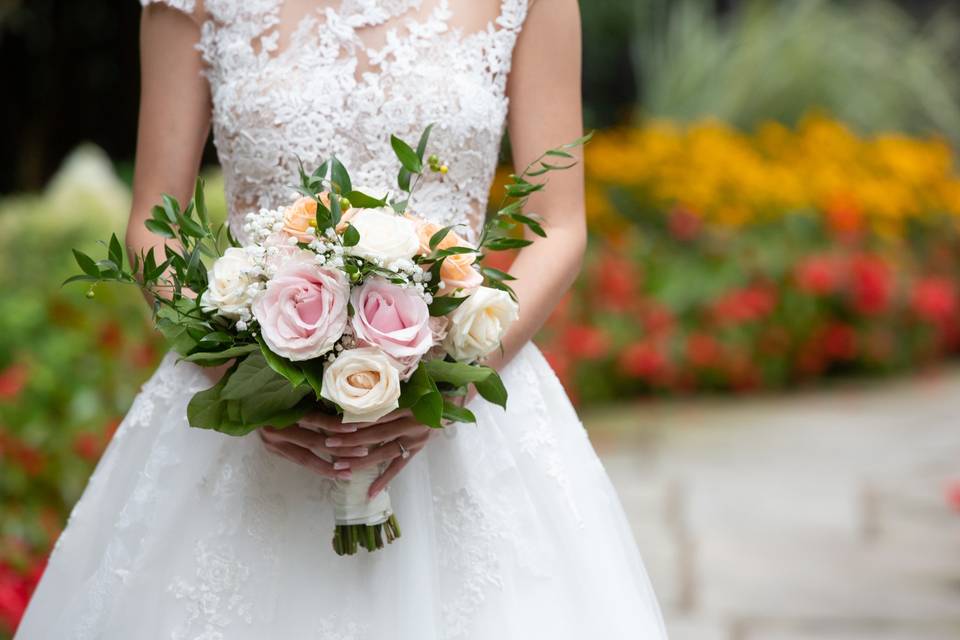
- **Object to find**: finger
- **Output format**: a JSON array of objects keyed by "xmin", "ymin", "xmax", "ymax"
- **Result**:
[
  {"xmin": 298, "ymin": 413, "xmax": 358, "ymax": 434},
  {"xmin": 337, "ymin": 441, "xmax": 406, "ymax": 472},
  {"xmin": 368, "ymin": 456, "xmax": 411, "ymax": 499},
  {"xmin": 263, "ymin": 426, "xmax": 369, "ymax": 458},
  {"xmin": 262, "ymin": 441, "xmax": 351, "ymax": 481},
  {"xmin": 323, "ymin": 419, "xmax": 428, "ymax": 448}
]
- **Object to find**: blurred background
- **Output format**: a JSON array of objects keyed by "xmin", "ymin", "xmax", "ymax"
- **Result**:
[{"xmin": 2, "ymin": 0, "xmax": 960, "ymax": 638}]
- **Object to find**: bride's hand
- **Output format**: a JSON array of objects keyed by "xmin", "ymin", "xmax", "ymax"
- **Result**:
[
  {"xmin": 258, "ymin": 409, "xmax": 432, "ymax": 493},
  {"xmin": 300, "ymin": 409, "xmax": 432, "ymax": 498}
]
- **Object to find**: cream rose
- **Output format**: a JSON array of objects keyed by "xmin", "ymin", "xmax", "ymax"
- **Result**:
[
  {"xmin": 320, "ymin": 348, "xmax": 402, "ymax": 423},
  {"xmin": 444, "ymin": 287, "xmax": 520, "ymax": 361},
  {"xmin": 344, "ymin": 208, "xmax": 420, "ymax": 266},
  {"xmin": 200, "ymin": 247, "xmax": 260, "ymax": 321}
]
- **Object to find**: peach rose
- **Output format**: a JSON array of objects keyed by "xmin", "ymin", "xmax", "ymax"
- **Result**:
[
  {"xmin": 408, "ymin": 217, "xmax": 483, "ymax": 294},
  {"xmin": 282, "ymin": 195, "xmax": 324, "ymax": 243}
]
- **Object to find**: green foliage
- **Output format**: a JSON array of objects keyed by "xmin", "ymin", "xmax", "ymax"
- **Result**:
[{"xmin": 633, "ymin": 0, "xmax": 960, "ymax": 139}]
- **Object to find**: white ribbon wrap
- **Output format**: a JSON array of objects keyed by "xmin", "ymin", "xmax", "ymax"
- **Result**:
[{"xmin": 330, "ymin": 463, "xmax": 393, "ymax": 526}]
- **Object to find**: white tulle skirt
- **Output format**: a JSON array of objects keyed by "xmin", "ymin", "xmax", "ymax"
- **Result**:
[{"xmin": 16, "ymin": 344, "xmax": 667, "ymax": 639}]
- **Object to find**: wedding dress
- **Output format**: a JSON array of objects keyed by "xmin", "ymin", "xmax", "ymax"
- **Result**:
[{"xmin": 16, "ymin": 1, "xmax": 668, "ymax": 638}]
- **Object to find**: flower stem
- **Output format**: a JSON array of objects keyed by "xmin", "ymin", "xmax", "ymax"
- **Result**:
[{"xmin": 331, "ymin": 515, "xmax": 402, "ymax": 556}]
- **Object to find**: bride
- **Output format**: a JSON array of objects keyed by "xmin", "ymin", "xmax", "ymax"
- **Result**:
[{"xmin": 17, "ymin": 1, "xmax": 668, "ymax": 638}]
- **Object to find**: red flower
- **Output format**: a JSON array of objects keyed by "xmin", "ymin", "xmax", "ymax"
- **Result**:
[
  {"xmin": 712, "ymin": 286, "xmax": 776, "ymax": 326},
  {"xmin": 824, "ymin": 193, "xmax": 863, "ymax": 238},
  {"xmin": 947, "ymin": 481, "xmax": 960, "ymax": 513},
  {"xmin": 561, "ymin": 325, "xmax": 610, "ymax": 360},
  {"xmin": 129, "ymin": 342, "xmax": 160, "ymax": 370},
  {"xmin": 795, "ymin": 255, "xmax": 840, "ymax": 295},
  {"xmin": 0, "ymin": 558, "xmax": 43, "ymax": 635},
  {"xmin": 642, "ymin": 302, "xmax": 675, "ymax": 336},
  {"xmin": 849, "ymin": 255, "xmax": 893, "ymax": 316},
  {"xmin": 0, "ymin": 364, "xmax": 27, "ymax": 402},
  {"xmin": 594, "ymin": 253, "xmax": 637, "ymax": 311},
  {"xmin": 822, "ymin": 323, "xmax": 858, "ymax": 361},
  {"xmin": 686, "ymin": 333, "xmax": 722, "ymax": 368},
  {"xmin": 911, "ymin": 277, "xmax": 958, "ymax": 323},
  {"xmin": 668, "ymin": 205, "xmax": 702, "ymax": 241},
  {"xmin": 97, "ymin": 321, "xmax": 124, "ymax": 353},
  {"xmin": 619, "ymin": 341, "xmax": 669, "ymax": 382},
  {"xmin": 72, "ymin": 432, "xmax": 104, "ymax": 463}
]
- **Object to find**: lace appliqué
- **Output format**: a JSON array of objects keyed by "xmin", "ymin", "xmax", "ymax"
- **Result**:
[
  {"xmin": 190, "ymin": 0, "xmax": 529, "ymax": 246},
  {"xmin": 169, "ymin": 541, "xmax": 255, "ymax": 640}
]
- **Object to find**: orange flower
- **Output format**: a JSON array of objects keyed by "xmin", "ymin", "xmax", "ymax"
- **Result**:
[{"xmin": 408, "ymin": 215, "xmax": 483, "ymax": 293}]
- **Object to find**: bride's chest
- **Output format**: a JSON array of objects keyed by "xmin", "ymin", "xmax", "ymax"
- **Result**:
[{"xmin": 199, "ymin": 1, "xmax": 523, "ymax": 154}]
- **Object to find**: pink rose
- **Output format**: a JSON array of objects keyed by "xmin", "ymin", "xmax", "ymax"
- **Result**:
[
  {"xmin": 253, "ymin": 256, "xmax": 350, "ymax": 361},
  {"xmin": 350, "ymin": 278, "xmax": 433, "ymax": 374}
]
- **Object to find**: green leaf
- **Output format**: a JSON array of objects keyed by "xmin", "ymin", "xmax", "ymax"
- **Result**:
[
  {"xmin": 315, "ymin": 199, "xmax": 333, "ymax": 234},
  {"xmin": 300, "ymin": 358, "xmax": 325, "ymax": 399},
  {"xmin": 428, "ymin": 295, "xmax": 468, "ymax": 316},
  {"xmin": 391, "ymin": 134, "xmax": 423, "ymax": 174},
  {"xmin": 399, "ymin": 366, "xmax": 433, "ymax": 409},
  {"xmin": 311, "ymin": 160, "xmax": 330, "ymax": 182},
  {"xmin": 108, "ymin": 233, "xmax": 124, "ymax": 269},
  {"xmin": 257, "ymin": 337, "xmax": 306, "ymax": 387},
  {"xmin": 72, "ymin": 249, "xmax": 100, "ymax": 277},
  {"xmin": 161, "ymin": 194, "xmax": 181, "ymax": 223},
  {"xmin": 187, "ymin": 361, "xmax": 237, "ymax": 430},
  {"xmin": 194, "ymin": 178, "xmax": 209, "ymax": 227},
  {"xmin": 62, "ymin": 274, "xmax": 99, "ymax": 286},
  {"xmin": 412, "ymin": 390, "xmax": 444, "ymax": 428},
  {"xmin": 429, "ymin": 226, "xmax": 453, "ymax": 251},
  {"xmin": 156, "ymin": 317, "xmax": 198, "ymax": 356},
  {"xmin": 397, "ymin": 167, "xmax": 412, "ymax": 192},
  {"xmin": 182, "ymin": 344, "xmax": 259, "ymax": 363},
  {"xmin": 442, "ymin": 399, "xmax": 477, "ymax": 424},
  {"xmin": 199, "ymin": 331, "xmax": 233, "ymax": 345},
  {"xmin": 475, "ymin": 371, "xmax": 508, "ymax": 409},
  {"xmin": 505, "ymin": 182, "xmax": 544, "ymax": 198},
  {"xmin": 562, "ymin": 131, "xmax": 594, "ymax": 148},
  {"xmin": 544, "ymin": 149, "xmax": 574, "ymax": 159},
  {"xmin": 511, "ymin": 213, "xmax": 547, "ymax": 237},
  {"xmin": 484, "ymin": 237, "xmax": 533, "ymax": 251},
  {"xmin": 416, "ymin": 123, "xmax": 435, "ymax": 160},
  {"xmin": 342, "ymin": 224, "xmax": 360, "ymax": 247},
  {"xmin": 345, "ymin": 190, "xmax": 388, "ymax": 208},
  {"xmin": 145, "ymin": 219, "xmax": 176, "ymax": 238},
  {"xmin": 391, "ymin": 198, "xmax": 409, "ymax": 214},
  {"xmin": 330, "ymin": 156, "xmax": 352, "ymax": 194},
  {"xmin": 329, "ymin": 189, "xmax": 342, "ymax": 229},
  {"xmin": 481, "ymin": 266, "xmax": 517, "ymax": 282},
  {"xmin": 423, "ymin": 360, "xmax": 496, "ymax": 386}
]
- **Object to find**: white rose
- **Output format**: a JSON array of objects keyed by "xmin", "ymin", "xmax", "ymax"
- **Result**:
[
  {"xmin": 444, "ymin": 287, "xmax": 519, "ymax": 361},
  {"xmin": 200, "ymin": 247, "xmax": 259, "ymax": 321},
  {"xmin": 321, "ymin": 348, "xmax": 402, "ymax": 423},
  {"xmin": 344, "ymin": 208, "xmax": 420, "ymax": 266}
]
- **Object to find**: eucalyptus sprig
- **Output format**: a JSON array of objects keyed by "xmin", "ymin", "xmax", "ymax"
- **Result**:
[
  {"xmin": 65, "ymin": 178, "xmax": 244, "ymax": 361},
  {"xmin": 479, "ymin": 131, "xmax": 595, "ymax": 299}
]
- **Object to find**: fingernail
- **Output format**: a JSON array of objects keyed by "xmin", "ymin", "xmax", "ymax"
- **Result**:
[
  {"xmin": 340, "ymin": 425, "xmax": 358, "ymax": 433},
  {"xmin": 337, "ymin": 471, "xmax": 352, "ymax": 480},
  {"xmin": 334, "ymin": 461, "xmax": 351, "ymax": 470},
  {"xmin": 357, "ymin": 447, "xmax": 369, "ymax": 456},
  {"xmin": 325, "ymin": 438, "xmax": 342, "ymax": 447}
]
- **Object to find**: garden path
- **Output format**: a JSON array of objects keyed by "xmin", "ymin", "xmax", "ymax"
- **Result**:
[{"xmin": 591, "ymin": 368, "xmax": 960, "ymax": 640}]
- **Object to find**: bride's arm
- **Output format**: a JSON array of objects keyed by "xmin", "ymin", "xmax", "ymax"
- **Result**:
[
  {"xmin": 127, "ymin": 4, "xmax": 211, "ymax": 294},
  {"xmin": 488, "ymin": 0, "xmax": 586, "ymax": 370}
]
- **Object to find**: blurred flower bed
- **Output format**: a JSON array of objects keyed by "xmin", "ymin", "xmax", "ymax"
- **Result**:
[
  {"xmin": 0, "ymin": 149, "xmax": 226, "ymax": 635},
  {"xmin": 3, "ymin": 116, "xmax": 960, "ymax": 633},
  {"xmin": 537, "ymin": 115, "xmax": 960, "ymax": 403}
]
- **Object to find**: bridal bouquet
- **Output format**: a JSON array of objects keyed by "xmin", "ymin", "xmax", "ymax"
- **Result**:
[{"xmin": 68, "ymin": 126, "xmax": 589, "ymax": 554}]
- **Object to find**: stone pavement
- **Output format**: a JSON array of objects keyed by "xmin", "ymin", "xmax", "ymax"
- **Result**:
[{"xmin": 589, "ymin": 367, "xmax": 960, "ymax": 640}]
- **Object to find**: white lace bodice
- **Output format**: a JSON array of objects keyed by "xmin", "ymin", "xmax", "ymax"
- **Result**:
[{"xmin": 141, "ymin": 0, "xmax": 529, "ymax": 245}]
